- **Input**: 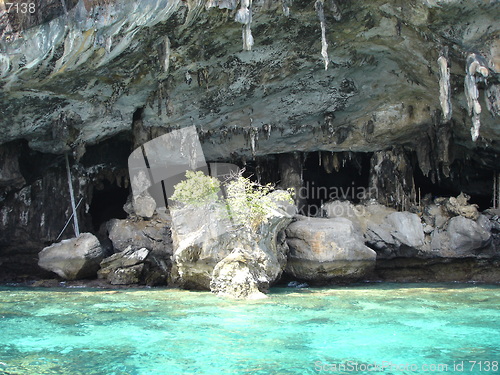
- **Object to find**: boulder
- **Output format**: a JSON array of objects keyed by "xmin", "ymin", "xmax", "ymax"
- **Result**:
[
  {"xmin": 107, "ymin": 264, "xmax": 145, "ymax": 285},
  {"xmin": 107, "ymin": 218, "xmax": 172, "ymax": 253},
  {"xmin": 443, "ymin": 193, "xmax": 479, "ymax": 220},
  {"xmin": 170, "ymin": 194, "xmax": 293, "ymax": 298},
  {"xmin": 365, "ymin": 211, "xmax": 426, "ymax": 258},
  {"xmin": 430, "ymin": 216, "xmax": 492, "ymax": 258},
  {"xmin": 105, "ymin": 217, "xmax": 173, "ymax": 285},
  {"xmin": 133, "ymin": 191, "xmax": 156, "ymax": 219},
  {"xmin": 210, "ymin": 248, "xmax": 267, "ymax": 299},
  {"xmin": 38, "ymin": 233, "xmax": 104, "ymax": 280},
  {"xmin": 285, "ymin": 217, "xmax": 376, "ymax": 282},
  {"xmin": 98, "ymin": 245, "xmax": 171, "ymax": 286}
]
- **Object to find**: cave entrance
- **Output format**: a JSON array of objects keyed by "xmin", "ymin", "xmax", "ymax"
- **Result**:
[
  {"xmin": 300, "ymin": 152, "xmax": 372, "ymax": 216},
  {"xmin": 89, "ymin": 181, "xmax": 129, "ymax": 231},
  {"xmin": 412, "ymin": 161, "xmax": 494, "ymax": 211}
]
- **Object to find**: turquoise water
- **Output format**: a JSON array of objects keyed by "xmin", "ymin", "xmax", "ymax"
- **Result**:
[{"xmin": 0, "ymin": 284, "xmax": 499, "ymax": 375}]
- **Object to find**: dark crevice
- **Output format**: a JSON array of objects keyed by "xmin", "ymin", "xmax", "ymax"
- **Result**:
[
  {"xmin": 89, "ymin": 180, "xmax": 129, "ymax": 231},
  {"xmin": 412, "ymin": 153, "xmax": 494, "ymax": 211}
]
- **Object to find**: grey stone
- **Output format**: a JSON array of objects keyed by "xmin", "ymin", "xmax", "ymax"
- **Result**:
[
  {"xmin": 107, "ymin": 218, "xmax": 172, "ymax": 253},
  {"xmin": 170, "ymin": 195, "xmax": 293, "ymax": 297},
  {"xmin": 38, "ymin": 233, "xmax": 104, "ymax": 280},
  {"xmin": 430, "ymin": 216, "xmax": 492, "ymax": 257},
  {"xmin": 210, "ymin": 248, "xmax": 267, "ymax": 299},
  {"xmin": 133, "ymin": 191, "xmax": 156, "ymax": 219},
  {"xmin": 386, "ymin": 212, "xmax": 425, "ymax": 249},
  {"xmin": 285, "ymin": 217, "xmax": 376, "ymax": 282},
  {"xmin": 365, "ymin": 211, "xmax": 425, "ymax": 258},
  {"xmin": 108, "ymin": 264, "xmax": 145, "ymax": 285}
]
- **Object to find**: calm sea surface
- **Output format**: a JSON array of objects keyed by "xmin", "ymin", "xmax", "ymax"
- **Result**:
[{"xmin": 0, "ymin": 283, "xmax": 499, "ymax": 374}]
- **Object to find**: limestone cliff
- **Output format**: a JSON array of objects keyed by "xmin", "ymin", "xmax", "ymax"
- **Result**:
[{"xmin": 0, "ymin": 0, "xmax": 499, "ymax": 277}]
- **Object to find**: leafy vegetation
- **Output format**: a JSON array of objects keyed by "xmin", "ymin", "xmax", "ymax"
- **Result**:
[
  {"xmin": 171, "ymin": 169, "xmax": 293, "ymax": 229},
  {"xmin": 170, "ymin": 170, "xmax": 221, "ymax": 207}
]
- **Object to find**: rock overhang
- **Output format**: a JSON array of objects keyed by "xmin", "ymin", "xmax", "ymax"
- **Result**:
[{"xmin": 0, "ymin": 0, "xmax": 498, "ymax": 165}]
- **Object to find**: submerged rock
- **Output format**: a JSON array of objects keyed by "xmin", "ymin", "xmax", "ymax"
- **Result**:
[
  {"xmin": 38, "ymin": 233, "xmax": 104, "ymax": 280},
  {"xmin": 285, "ymin": 217, "xmax": 376, "ymax": 282}
]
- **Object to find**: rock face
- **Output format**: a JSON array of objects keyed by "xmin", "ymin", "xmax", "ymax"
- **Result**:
[
  {"xmin": 1, "ymin": 0, "xmax": 499, "ymax": 163},
  {"xmin": 170, "ymin": 196, "xmax": 293, "ymax": 298},
  {"xmin": 105, "ymin": 217, "xmax": 173, "ymax": 285},
  {"xmin": 285, "ymin": 217, "xmax": 376, "ymax": 282},
  {"xmin": 98, "ymin": 247, "xmax": 150, "ymax": 285},
  {"xmin": 366, "ymin": 211, "xmax": 426, "ymax": 258},
  {"xmin": 38, "ymin": 233, "xmax": 104, "ymax": 280},
  {"xmin": 431, "ymin": 216, "xmax": 492, "ymax": 258},
  {"xmin": 1, "ymin": 0, "xmax": 500, "ymax": 282}
]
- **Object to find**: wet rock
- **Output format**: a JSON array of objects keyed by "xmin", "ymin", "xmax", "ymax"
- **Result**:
[
  {"xmin": 105, "ymin": 218, "xmax": 173, "ymax": 285},
  {"xmin": 38, "ymin": 233, "xmax": 104, "ymax": 280},
  {"xmin": 210, "ymin": 248, "xmax": 268, "ymax": 299},
  {"xmin": 285, "ymin": 217, "xmax": 376, "ymax": 282},
  {"xmin": 98, "ymin": 245, "xmax": 169, "ymax": 286},
  {"xmin": 108, "ymin": 264, "xmax": 145, "ymax": 285}
]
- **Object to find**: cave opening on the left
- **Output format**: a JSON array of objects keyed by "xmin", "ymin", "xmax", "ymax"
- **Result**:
[{"xmin": 89, "ymin": 180, "xmax": 129, "ymax": 231}]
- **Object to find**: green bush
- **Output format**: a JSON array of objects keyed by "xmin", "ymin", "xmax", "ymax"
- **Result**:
[
  {"xmin": 170, "ymin": 170, "xmax": 293, "ymax": 229},
  {"xmin": 225, "ymin": 175, "xmax": 292, "ymax": 229},
  {"xmin": 170, "ymin": 170, "xmax": 221, "ymax": 207}
]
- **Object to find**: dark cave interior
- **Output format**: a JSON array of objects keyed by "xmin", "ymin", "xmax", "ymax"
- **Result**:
[
  {"xmin": 411, "ymin": 156, "xmax": 494, "ymax": 211},
  {"xmin": 89, "ymin": 180, "xmax": 129, "ymax": 231},
  {"xmin": 301, "ymin": 152, "xmax": 371, "ymax": 215}
]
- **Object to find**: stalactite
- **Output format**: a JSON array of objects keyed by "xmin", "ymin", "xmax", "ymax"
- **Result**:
[
  {"xmin": 250, "ymin": 127, "xmax": 258, "ymax": 157},
  {"xmin": 235, "ymin": 0, "xmax": 254, "ymax": 51},
  {"xmin": 282, "ymin": 0, "xmax": 292, "ymax": 16},
  {"xmin": 315, "ymin": 0, "xmax": 329, "ymax": 70},
  {"xmin": 332, "ymin": 152, "xmax": 340, "ymax": 172},
  {"xmin": 162, "ymin": 36, "xmax": 170, "ymax": 73},
  {"xmin": 465, "ymin": 52, "xmax": 489, "ymax": 142},
  {"xmin": 437, "ymin": 54, "xmax": 451, "ymax": 122}
]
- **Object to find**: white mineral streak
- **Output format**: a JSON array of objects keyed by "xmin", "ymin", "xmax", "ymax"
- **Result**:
[
  {"xmin": 235, "ymin": 0, "xmax": 253, "ymax": 51},
  {"xmin": 465, "ymin": 53, "xmax": 489, "ymax": 142},
  {"xmin": 437, "ymin": 55, "xmax": 452, "ymax": 121},
  {"xmin": 105, "ymin": 35, "xmax": 113, "ymax": 54},
  {"xmin": 163, "ymin": 36, "xmax": 171, "ymax": 73},
  {"xmin": 315, "ymin": 0, "xmax": 329, "ymax": 70},
  {"xmin": 282, "ymin": 0, "xmax": 292, "ymax": 16},
  {"xmin": 206, "ymin": 0, "xmax": 237, "ymax": 9},
  {"xmin": 0, "ymin": 54, "xmax": 9, "ymax": 78},
  {"xmin": 1, "ymin": 0, "xmax": 183, "ymax": 81}
]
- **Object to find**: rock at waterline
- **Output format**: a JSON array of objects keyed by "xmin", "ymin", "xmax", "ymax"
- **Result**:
[
  {"xmin": 38, "ymin": 233, "xmax": 104, "ymax": 280},
  {"xmin": 285, "ymin": 217, "xmax": 376, "ymax": 282},
  {"xmin": 170, "ymin": 192, "xmax": 294, "ymax": 298}
]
